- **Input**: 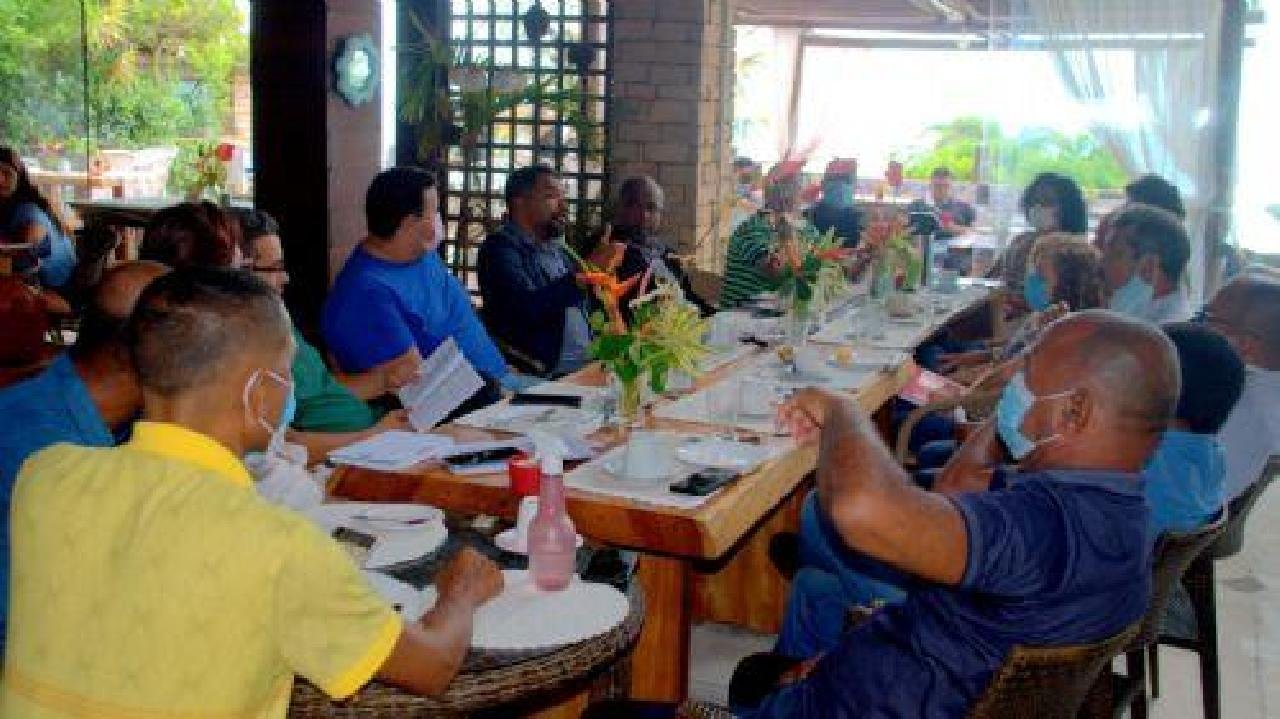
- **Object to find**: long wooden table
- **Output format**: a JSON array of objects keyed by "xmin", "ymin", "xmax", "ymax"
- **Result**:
[{"xmin": 330, "ymin": 347, "xmax": 916, "ymax": 707}]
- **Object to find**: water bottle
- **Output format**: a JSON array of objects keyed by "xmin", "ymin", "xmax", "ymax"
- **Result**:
[{"xmin": 527, "ymin": 434, "xmax": 577, "ymax": 591}]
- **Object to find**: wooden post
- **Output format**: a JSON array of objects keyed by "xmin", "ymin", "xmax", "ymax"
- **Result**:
[{"xmin": 1204, "ymin": 0, "xmax": 1247, "ymax": 297}]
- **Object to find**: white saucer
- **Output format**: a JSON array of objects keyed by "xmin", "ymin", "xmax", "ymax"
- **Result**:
[
  {"xmin": 676, "ymin": 438, "xmax": 769, "ymax": 471},
  {"xmin": 495, "ymin": 528, "xmax": 584, "ymax": 555},
  {"xmin": 602, "ymin": 456, "xmax": 685, "ymax": 481}
]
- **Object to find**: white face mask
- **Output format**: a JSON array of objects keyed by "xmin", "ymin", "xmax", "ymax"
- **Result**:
[
  {"xmin": 424, "ymin": 212, "xmax": 446, "ymax": 252},
  {"xmin": 1028, "ymin": 205, "xmax": 1058, "ymax": 232},
  {"xmin": 242, "ymin": 369, "xmax": 295, "ymax": 457}
]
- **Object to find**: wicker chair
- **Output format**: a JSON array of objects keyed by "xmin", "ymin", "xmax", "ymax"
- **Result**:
[
  {"xmin": 894, "ymin": 389, "xmax": 1001, "ymax": 465},
  {"xmin": 1109, "ymin": 511, "xmax": 1228, "ymax": 719},
  {"xmin": 1151, "ymin": 457, "xmax": 1279, "ymax": 719},
  {"xmin": 967, "ymin": 623, "xmax": 1140, "ymax": 719}
]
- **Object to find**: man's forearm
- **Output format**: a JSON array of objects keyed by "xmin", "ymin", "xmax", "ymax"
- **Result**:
[
  {"xmin": 815, "ymin": 395, "xmax": 912, "ymax": 521},
  {"xmin": 376, "ymin": 594, "xmax": 476, "ymax": 696}
]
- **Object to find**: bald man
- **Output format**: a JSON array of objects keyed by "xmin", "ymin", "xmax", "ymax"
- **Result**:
[
  {"xmin": 598, "ymin": 176, "xmax": 714, "ymax": 318},
  {"xmin": 1203, "ymin": 274, "xmax": 1280, "ymax": 499},
  {"xmin": 741, "ymin": 310, "xmax": 1177, "ymax": 717},
  {"xmin": 0, "ymin": 260, "xmax": 168, "ymax": 649}
]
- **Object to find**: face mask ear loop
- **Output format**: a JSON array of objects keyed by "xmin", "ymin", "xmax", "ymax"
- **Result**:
[{"xmin": 243, "ymin": 369, "xmax": 266, "ymax": 432}]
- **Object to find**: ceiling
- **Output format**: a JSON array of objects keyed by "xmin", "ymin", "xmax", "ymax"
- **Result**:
[{"xmin": 734, "ymin": 0, "xmax": 1007, "ymax": 31}]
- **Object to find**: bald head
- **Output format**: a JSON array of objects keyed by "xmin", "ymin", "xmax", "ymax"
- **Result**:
[
  {"xmin": 72, "ymin": 261, "xmax": 170, "ymax": 358},
  {"xmin": 1206, "ymin": 274, "xmax": 1280, "ymax": 368},
  {"xmin": 1020, "ymin": 310, "xmax": 1179, "ymax": 472}
]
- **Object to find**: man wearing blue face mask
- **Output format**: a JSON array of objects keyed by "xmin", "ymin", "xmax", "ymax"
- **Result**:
[
  {"xmin": 1101, "ymin": 203, "xmax": 1193, "ymax": 325},
  {"xmin": 735, "ymin": 310, "xmax": 1177, "ymax": 717},
  {"xmin": 807, "ymin": 159, "xmax": 863, "ymax": 248}
]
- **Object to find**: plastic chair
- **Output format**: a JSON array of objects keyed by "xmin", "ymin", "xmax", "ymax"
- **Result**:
[
  {"xmin": 1151, "ymin": 457, "xmax": 1279, "ymax": 719},
  {"xmin": 1112, "ymin": 511, "xmax": 1228, "ymax": 719}
]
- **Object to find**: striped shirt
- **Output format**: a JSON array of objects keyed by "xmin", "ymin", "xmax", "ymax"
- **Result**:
[{"xmin": 719, "ymin": 213, "xmax": 819, "ymax": 309}]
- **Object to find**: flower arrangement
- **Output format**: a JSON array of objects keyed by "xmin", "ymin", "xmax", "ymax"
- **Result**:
[
  {"xmin": 864, "ymin": 211, "xmax": 923, "ymax": 291},
  {"xmin": 774, "ymin": 223, "xmax": 853, "ymax": 314},
  {"xmin": 175, "ymin": 140, "xmax": 234, "ymax": 202},
  {"xmin": 563, "ymin": 241, "xmax": 710, "ymax": 422}
]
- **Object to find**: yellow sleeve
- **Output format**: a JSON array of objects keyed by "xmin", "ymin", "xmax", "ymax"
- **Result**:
[{"xmin": 272, "ymin": 519, "xmax": 403, "ymax": 699}]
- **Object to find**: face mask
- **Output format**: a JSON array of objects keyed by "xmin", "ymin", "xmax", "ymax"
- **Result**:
[
  {"xmin": 425, "ymin": 212, "xmax": 445, "ymax": 252},
  {"xmin": 1028, "ymin": 205, "xmax": 1058, "ymax": 232},
  {"xmin": 243, "ymin": 369, "xmax": 295, "ymax": 456},
  {"xmin": 996, "ymin": 371, "xmax": 1071, "ymax": 460},
  {"xmin": 1023, "ymin": 272, "xmax": 1052, "ymax": 312},
  {"xmin": 1108, "ymin": 273, "xmax": 1155, "ymax": 318}
]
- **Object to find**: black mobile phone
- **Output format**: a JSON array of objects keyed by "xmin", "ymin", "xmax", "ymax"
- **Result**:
[
  {"xmin": 669, "ymin": 468, "xmax": 740, "ymax": 496},
  {"xmin": 509, "ymin": 393, "xmax": 582, "ymax": 408},
  {"xmin": 445, "ymin": 446, "xmax": 521, "ymax": 469}
]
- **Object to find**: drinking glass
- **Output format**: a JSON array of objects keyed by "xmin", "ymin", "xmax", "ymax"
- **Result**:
[{"xmin": 704, "ymin": 379, "xmax": 741, "ymax": 440}]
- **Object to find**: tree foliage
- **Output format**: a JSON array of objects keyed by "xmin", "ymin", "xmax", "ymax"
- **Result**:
[
  {"xmin": 903, "ymin": 116, "xmax": 1127, "ymax": 191},
  {"xmin": 0, "ymin": 0, "xmax": 246, "ymax": 151}
]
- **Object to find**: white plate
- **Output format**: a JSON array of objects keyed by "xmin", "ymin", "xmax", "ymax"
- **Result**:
[
  {"xmin": 307, "ymin": 502, "xmax": 444, "ymax": 532},
  {"xmin": 601, "ymin": 456, "xmax": 686, "ymax": 481},
  {"xmin": 420, "ymin": 570, "xmax": 629, "ymax": 651},
  {"xmin": 494, "ymin": 528, "xmax": 584, "ymax": 555},
  {"xmin": 676, "ymin": 438, "xmax": 770, "ymax": 471}
]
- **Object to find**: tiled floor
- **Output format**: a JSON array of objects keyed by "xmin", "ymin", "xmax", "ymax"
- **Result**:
[{"xmin": 688, "ymin": 491, "xmax": 1280, "ymax": 717}]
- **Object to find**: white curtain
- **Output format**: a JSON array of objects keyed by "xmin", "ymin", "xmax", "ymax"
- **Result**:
[{"xmin": 1020, "ymin": 0, "xmax": 1223, "ymax": 301}]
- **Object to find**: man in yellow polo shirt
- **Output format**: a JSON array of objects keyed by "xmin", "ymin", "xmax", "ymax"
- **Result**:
[{"xmin": 3, "ymin": 267, "xmax": 502, "ymax": 716}]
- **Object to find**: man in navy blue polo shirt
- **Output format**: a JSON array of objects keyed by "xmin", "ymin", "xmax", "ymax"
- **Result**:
[{"xmin": 751, "ymin": 310, "xmax": 1177, "ymax": 717}]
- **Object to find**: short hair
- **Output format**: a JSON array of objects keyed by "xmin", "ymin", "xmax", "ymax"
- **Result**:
[
  {"xmin": 1031, "ymin": 234, "xmax": 1104, "ymax": 311},
  {"xmin": 931, "ymin": 167, "xmax": 954, "ymax": 180},
  {"xmin": 365, "ymin": 167, "xmax": 437, "ymax": 237},
  {"xmin": 1110, "ymin": 203, "xmax": 1191, "ymax": 282},
  {"xmin": 1019, "ymin": 172, "xmax": 1089, "ymax": 234},
  {"xmin": 128, "ymin": 267, "xmax": 290, "ymax": 396},
  {"xmin": 1163, "ymin": 322, "xmax": 1245, "ymax": 434},
  {"xmin": 504, "ymin": 164, "xmax": 557, "ymax": 205},
  {"xmin": 141, "ymin": 202, "xmax": 240, "ymax": 269},
  {"xmin": 235, "ymin": 208, "xmax": 280, "ymax": 243},
  {"xmin": 616, "ymin": 176, "xmax": 661, "ymax": 206},
  {"xmin": 1125, "ymin": 175, "xmax": 1186, "ymax": 220}
]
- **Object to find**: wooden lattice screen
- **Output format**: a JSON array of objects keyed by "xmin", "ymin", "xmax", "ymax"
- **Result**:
[{"xmin": 434, "ymin": 0, "xmax": 612, "ymax": 291}]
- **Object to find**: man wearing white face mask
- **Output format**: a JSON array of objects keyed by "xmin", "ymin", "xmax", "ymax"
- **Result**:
[
  {"xmin": 324, "ymin": 167, "xmax": 512, "ymax": 394},
  {"xmin": 1101, "ymin": 203, "xmax": 1193, "ymax": 324},
  {"xmin": 4, "ymin": 267, "xmax": 503, "ymax": 714}
]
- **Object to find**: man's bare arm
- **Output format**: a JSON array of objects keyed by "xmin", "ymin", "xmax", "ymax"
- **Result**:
[{"xmin": 815, "ymin": 391, "xmax": 969, "ymax": 585}]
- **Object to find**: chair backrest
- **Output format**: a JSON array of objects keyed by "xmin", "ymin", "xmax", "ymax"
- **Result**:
[
  {"xmin": 967, "ymin": 623, "xmax": 1140, "ymax": 719},
  {"xmin": 1134, "ymin": 510, "xmax": 1228, "ymax": 647},
  {"xmin": 894, "ymin": 389, "xmax": 1001, "ymax": 465},
  {"xmin": 1211, "ymin": 456, "xmax": 1279, "ymax": 559}
]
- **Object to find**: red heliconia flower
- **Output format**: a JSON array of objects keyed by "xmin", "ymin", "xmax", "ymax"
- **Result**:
[{"xmin": 215, "ymin": 143, "xmax": 236, "ymax": 163}]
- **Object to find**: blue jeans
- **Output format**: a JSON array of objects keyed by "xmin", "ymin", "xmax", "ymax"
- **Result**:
[{"xmin": 775, "ymin": 492, "xmax": 909, "ymax": 659}]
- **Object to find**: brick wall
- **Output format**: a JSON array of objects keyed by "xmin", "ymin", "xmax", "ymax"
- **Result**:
[{"xmin": 611, "ymin": 0, "xmax": 736, "ymax": 299}]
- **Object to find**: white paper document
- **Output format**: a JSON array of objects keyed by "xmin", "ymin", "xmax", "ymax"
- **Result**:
[
  {"xmin": 397, "ymin": 338, "xmax": 484, "ymax": 431},
  {"xmin": 327, "ymin": 430, "xmax": 456, "ymax": 470}
]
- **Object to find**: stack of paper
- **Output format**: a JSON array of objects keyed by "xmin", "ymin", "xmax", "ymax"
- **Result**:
[
  {"xmin": 397, "ymin": 338, "xmax": 484, "ymax": 431},
  {"xmin": 328, "ymin": 431, "xmax": 456, "ymax": 470}
]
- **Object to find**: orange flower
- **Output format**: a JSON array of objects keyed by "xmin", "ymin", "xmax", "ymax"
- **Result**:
[
  {"xmin": 578, "ymin": 271, "xmax": 641, "ymax": 335},
  {"xmin": 815, "ymin": 247, "xmax": 854, "ymax": 262}
]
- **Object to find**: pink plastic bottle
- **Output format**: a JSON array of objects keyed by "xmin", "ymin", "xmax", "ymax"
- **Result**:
[{"xmin": 527, "ymin": 442, "xmax": 577, "ymax": 591}]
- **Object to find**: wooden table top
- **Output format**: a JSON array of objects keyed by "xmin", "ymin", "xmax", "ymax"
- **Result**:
[{"xmin": 331, "ymin": 346, "xmax": 916, "ymax": 562}]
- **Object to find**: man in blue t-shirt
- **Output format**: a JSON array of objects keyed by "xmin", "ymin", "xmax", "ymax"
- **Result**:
[
  {"xmin": 749, "ymin": 310, "xmax": 1177, "ymax": 717},
  {"xmin": 323, "ymin": 168, "xmax": 509, "ymax": 390},
  {"xmin": 0, "ymin": 261, "xmax": 165, "ymax": 649}
]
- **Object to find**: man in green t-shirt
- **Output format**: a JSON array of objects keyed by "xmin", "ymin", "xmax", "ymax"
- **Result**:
[
  {"xmin": 238, "ymin": 211, "xmax": 414, "ymax": 456},
  {"xmin": 719, "ymin": 162, "xmax": 818, "ymax": 309}
]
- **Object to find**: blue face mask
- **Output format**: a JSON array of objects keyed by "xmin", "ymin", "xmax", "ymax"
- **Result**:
[
  {"xmin": 1108, "ymin": 273, "xmax": 1155, "ymax": 317},
  {"xmin": 996, "ymin": 371, "xmax": 1070, "ymax": 461},
  {"xmin": 1023, "ymin": 272, "xmax": 1052, "ymax": 311}
]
